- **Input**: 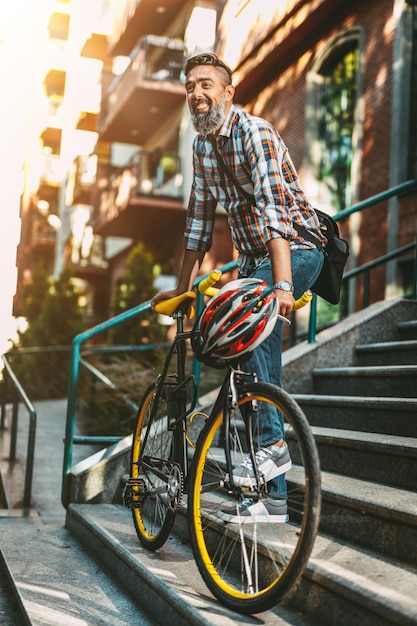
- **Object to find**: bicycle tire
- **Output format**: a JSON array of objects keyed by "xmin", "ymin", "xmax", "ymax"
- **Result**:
[
  {"xmin": 130, "ymin": 383, "xmax": 178, "ymax": 550},
  {"xmin": 187, "ymin": 381, "xmax": 321, "ymax": 614}
]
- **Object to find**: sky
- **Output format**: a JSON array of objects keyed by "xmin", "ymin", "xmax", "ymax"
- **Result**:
[{"xmin": 0, "ymin": 2, "xmax": 38, "ymax": 353}]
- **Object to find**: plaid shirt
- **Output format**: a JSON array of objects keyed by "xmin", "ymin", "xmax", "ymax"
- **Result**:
[{"xmin": 184, "ymin": 105, "xmax": 326, "ymax": 275}]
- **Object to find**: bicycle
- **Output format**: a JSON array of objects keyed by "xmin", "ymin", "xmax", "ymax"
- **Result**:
[{"xmin": 123, "ymin": 270, "xmax": 321, "ymax": 614}]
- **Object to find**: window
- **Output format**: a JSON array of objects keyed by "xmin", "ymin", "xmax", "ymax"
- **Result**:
[
  {"xmin": 305, "ymin": 30, "xmax": 361, "ymax": 214},
  {"xmin": 48, "ymin": 12, "xmax": 70, "ymax": 41},
  {"xmin": 318, "ymin": 46, "xmax": 358, "ymax": 211},
  {"xmin": 408, "ymin": 2, "xmax": 417, "ymax": 178}
]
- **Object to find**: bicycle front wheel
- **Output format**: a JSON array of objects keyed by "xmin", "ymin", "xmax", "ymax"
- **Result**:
[
  {"xmin": 130, "ymin": 383, "xmax": 179, "ymax": 550},
  {"xmin": 187, "ymin": 382, "xmax": 321, "ymax": 614}
]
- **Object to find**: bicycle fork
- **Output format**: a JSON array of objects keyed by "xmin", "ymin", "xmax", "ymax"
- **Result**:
[{"xmin": 223, "ymin": 368, "xmax": 267, "ymax": 498}]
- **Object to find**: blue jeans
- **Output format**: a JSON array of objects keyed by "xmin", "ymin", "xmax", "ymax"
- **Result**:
[{"xmin": 239, "ymin": 246, "xmax": 323, "ymax": 497}]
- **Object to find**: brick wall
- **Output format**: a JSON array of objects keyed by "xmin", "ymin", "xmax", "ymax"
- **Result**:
[{"xmin": 216, "ymin": 0, "xmax": 417, "ymax": 308}]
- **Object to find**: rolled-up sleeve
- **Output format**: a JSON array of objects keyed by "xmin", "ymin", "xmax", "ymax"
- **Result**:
[
  {"xmin": 184, "ymin": 142, "xmax": 217, "ymax": 253},
  {"xmin": 243, "ymin": 122, "xmax": 299, "ymax": 244}
]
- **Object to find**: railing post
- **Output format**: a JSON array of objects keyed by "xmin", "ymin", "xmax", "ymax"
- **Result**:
[
  {"xmin": 0, "ymin": 371, "xmax": 8, "ymax": 430},
  {"xmin": 363, "ymin": 270, "xmax": 371, "ymax": 308},
  {"xmin": 88, "ymin": 371, "xmax": 96, "ymax": 421},
  {"xmin": 413, "ymin": 231, "xmax": 417, "ymax": 300},
  {"xmin": 10, "ymin": 389, "xmax": 19, "ymax": 461},
  {"xmin": 290, "ymin": 310, "xmax": 297, "ymax": 347},
  {"xmin": 307, "ymin": 295, "xmax": 318, "ymax": 343},
  {"xmin": 192, "ymin": 289, "xmax": 205, "ymax": 398},
  {"xmin": 62, "ymin": 338, "xmax": 81, "ymax": 507},
  {"xmin": 23, "ymin": 408, "xmax": 37, "ymax": 509}
]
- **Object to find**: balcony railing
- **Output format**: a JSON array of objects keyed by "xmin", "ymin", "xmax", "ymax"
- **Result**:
[
  {"xmin": 66, "ymin": 155, "xmax": 98, "ymax": 205},
  {"xmin": 98, "ymin": 35, "xmax": 185, "ymax": 144},
  {"xmin": 108, "ymin": 0, "xmax": 187, "ymax": 56},
  {"xmin": 39, "ymin": 153, "xmax": 66, "ymax": 185},
  {"xmin": 31, "ymin": 218, "xmax": 57, "ymax": 246},
  {"xmin": 106, "ymin": 34, "xmax": 184, "ymax": 98},
  {"xmin": 98, "ymin": 149, "xmax": 183, "ymax": 216},
  {"xmin": 131, "ymin": 148, "xmax": 183, "ymax": 198}
]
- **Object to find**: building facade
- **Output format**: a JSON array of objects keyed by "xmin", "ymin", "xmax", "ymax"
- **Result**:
[
  {"xmin": 215, "ymin": 0, "xmax": 416, "ymax": 309},
  {"xmin": 13, "ymin": 0, "xmax": 417, "ymax": 325}
]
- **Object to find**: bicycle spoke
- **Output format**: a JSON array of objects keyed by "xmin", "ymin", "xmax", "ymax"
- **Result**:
[
  {"xmin": 128, "ymin": 384, "xmax": 177, "ymax": 550},
  {"xmin": 188, "ymin": 381, "xmax": 321, "ymax": 614}
]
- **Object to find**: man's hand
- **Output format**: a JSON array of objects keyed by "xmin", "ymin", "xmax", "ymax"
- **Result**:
[
  {"xmin": 151, "ymin": 289, "xmax": 180, "ymax": 311},
  {"xmin": 276, "ymin": 290, "xmax": 294, "ymax": 318}
]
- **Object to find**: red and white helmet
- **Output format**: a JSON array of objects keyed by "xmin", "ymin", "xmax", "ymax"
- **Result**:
[{"xmin": 198, "ymin": 278, "xmax": 279, "ymax": 360}]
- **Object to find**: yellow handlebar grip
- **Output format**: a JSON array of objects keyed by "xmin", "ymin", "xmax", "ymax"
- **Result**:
[
  {"xmin": 198, "ymin": 269, "xmax": 222, "ymax": 295},
  {"xmin": 293, "ymin": 290, "xmax": 313, "ymax": 311}
]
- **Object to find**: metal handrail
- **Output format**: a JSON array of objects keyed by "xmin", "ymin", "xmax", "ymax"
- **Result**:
[
  {"xmin": 60, "ymin": 262, "xmax": 241, "ymax": 506},
  {"xmin": 61, "ymin": 179, "xmax": 416, "ymax": 506},
  {"xmin": 61, "ymin": 301, "xmax": 152, "ymax": 506},
  {"xmin": 1, "ymin": 181, "xmax": 415, "ymax": 509},
  {"xmin": 344, "ymin": 241, "xmax": 416, "ymax": 308},
  {"xmin": 1, "ymin": 354, "xmax": 37, "ymax": 509},
  {"xmin": 332, "ymin": 179, "xmax": 417, "ymax": 222}
]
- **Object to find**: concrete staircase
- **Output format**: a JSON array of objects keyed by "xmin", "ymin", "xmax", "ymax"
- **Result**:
[
  {"xmin": 2, "ymin": 298, "xmax": 417, "ymax": 625},
  {"xmin": 65, "ymin": 298, "xmax": 417, "ymax": 625}
]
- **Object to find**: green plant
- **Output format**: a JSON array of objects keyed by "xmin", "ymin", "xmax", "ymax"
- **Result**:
[
  {"xmin": 7, "ymin": 266, "xmax": 86, "ymax": 399},
  {"xmin": 110, "ymin": 242, "xmax": 166, "ymax": 350}
]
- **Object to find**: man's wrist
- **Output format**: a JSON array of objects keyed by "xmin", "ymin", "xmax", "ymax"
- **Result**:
[{"xmin": 273, "ymin": 280, "xmax": 294, "ymax": 293}]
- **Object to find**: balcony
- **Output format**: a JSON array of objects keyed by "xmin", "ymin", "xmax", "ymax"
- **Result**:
[
  {"xmin": 66, "ymin": 155, "xmax": 98, "ymax": 206},
  {"xmin": 31, "ymin": 217, "xmax": 57, "ymax": 248},
  {"xmin": 39, "ymin": 151, "xmax": 66, "ymax": 186},
  {"xmin": 131, "ymin": 149, "xmax": 183, "ymax": 198},
  {"xmin": 80, "ymin": 33, "xmax": 110, "ymax": 63},
  {"xmin": 44, "ymin": 68, "xmax": 66, "ymax": 98},
  {"xmin": 98, "ymin": 35, "xmax": 185, "ymax": 145},
  {"xmin": 93, "ymin": 149, "xmax": 185, "ymax": 256},
  {"xmin": 67, "ymin": 233, "xmax": 109, "ymax": 283},
  {"xmin": 108, "ymin": 0, "xmax": 192, "ymax": 57}
]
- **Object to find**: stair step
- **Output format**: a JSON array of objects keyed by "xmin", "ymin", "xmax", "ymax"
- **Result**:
[
  {"xmin": 397, "ymin": 319, "xmax": 417, "ymax": 341},
  {"xmin": 356, "ymin": 340, "xmax": 417, "ymax": 366},
  {"xmin": 294, "ymin": 394, "xmax": 417, "ymax": 437},
  {"xmin": 312, "ymin": 365, "xmax": 417, "ymax": 397},
  {"xmin": 319, "ymin": 471, "xmax": 417, "ymax": 565},
  {"xmin": 0, "ymin": 409, "xmax": 28, "ymax": 510},
  {"xmin": 0, "ymin": 515, "xmax": 155, "ymax": 626},
  {"xmin": 312, "ymin": 426, "xmax": 417, "ymax": 491},
  {"xmin": 67, "ymin": 503, "xmax": 417, "ymax": 626},
  {"xmin": 66, "ymin": 503, "xmax": 313, "ymax": 625}
]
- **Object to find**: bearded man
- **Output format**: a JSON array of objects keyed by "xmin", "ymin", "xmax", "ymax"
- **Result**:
[{"xmin": 152, "ymin": 53, "xmax": 325, "ymax": 523}]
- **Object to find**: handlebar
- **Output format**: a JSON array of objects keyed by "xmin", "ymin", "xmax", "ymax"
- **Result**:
[
  {"xmin": 154, "ymin": 269, "xmax": 313, "ymax": 317},
  {"xmin": 198, "ymin": 269, "xmax": 313, "ymax": 311}
]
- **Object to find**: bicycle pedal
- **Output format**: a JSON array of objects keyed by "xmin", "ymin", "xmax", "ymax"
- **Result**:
[{"xmin": 122, "ymin": 478, "xmax": 146, "ymax": 509}]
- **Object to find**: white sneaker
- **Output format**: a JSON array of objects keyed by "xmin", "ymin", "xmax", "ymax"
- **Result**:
[
  {"xmin": 229, "ymin": 442, "xmax": 292, "ymax": 488},
  {"xmin": 217, "ymin": 497, "xmax": 288, "ymax": 524}
]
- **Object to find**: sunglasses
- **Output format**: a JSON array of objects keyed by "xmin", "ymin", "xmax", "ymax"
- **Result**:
[{"xmin": 184, "ymin": 53, "xmax": 232, "ymax": 82}]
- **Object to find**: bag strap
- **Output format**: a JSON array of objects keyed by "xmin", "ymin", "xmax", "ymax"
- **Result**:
[
  {"xmin": 208, "ymin": 136, "xmax": 256, "ymax": 204},
  {"xmin": 208, "ymin": 136, "xmax": 323, "ymax": 251}
]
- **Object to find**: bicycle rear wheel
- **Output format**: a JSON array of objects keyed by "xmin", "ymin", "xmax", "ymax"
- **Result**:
[
  {"xmin": 187, "ymin": 381, "xmax": 321, "ymax": 614},
  {"xmin": 129, "ymin": 383, "xmax": 179, "ymax": 550}
]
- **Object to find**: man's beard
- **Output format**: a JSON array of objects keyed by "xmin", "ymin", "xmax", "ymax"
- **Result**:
[{"xmin": 190, "ymin": 92, "xmax": 227, "ymax": 136}]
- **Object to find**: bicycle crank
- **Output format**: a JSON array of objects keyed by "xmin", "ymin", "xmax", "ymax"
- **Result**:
[
  {"xmin": 160, "ymin": 463, "xmax": 183, "ymax": 512},
  {"xmin": 122, "ymin": 478, "xmax": 147, "ymax": 509}
]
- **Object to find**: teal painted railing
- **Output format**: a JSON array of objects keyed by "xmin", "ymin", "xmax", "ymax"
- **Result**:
[
  {"xmin": 1, "ymin": 181, "xmax": 415, "ymax": 509},
  {"xmin": 1, "ymin": 354, "xmax": 37, "ymax": 509},
  {"xmin": 60, "ymin": 179, "xmax": 416, "ymax": 506}
]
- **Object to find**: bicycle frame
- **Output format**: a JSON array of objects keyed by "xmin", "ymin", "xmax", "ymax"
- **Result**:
[
  {"xmin": 141, "ymin": 303, "xmax": 198, "ymax": 487},
  {"xmin": 126, "ymin": 273, "xmax": 321, "ymax": 612}
]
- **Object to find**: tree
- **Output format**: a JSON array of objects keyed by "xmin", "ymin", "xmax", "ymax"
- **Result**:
[
  {"xmin": 18, "ymin": 267, "xmax": 84, "ymax": 348},
  {"xmin": 19, "ymin": 261, "xmax": 49, "ymax": 324},
  {"xmin": 9, "ymin": 266, "xmax": 85, "ymax": 399},
  {"xmin": 110, "ymin": 242, "xmax": 165, "ymax": 348}
]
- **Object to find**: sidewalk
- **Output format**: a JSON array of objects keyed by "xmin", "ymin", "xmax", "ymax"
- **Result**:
[{"xmin": 0, "ymin": 399, "xmax": 154, "ymax": 626}]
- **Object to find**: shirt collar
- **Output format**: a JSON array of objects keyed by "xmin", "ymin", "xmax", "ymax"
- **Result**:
[{"xmin": 217, "ymin": 104, "xmax": 236, "ymax": 141}]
